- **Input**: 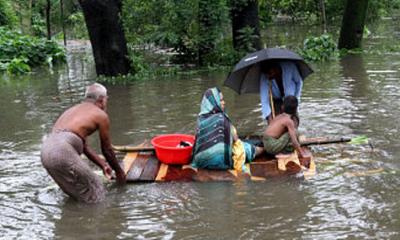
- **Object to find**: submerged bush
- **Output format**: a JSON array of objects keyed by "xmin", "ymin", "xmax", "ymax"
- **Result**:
[
  {"xmin": 299, "ymin": 34, "xmax": 338, "ymax": 61},
  {"xmin": 0, "ymin": 27, "xmax": 66, "ymax": 74}
]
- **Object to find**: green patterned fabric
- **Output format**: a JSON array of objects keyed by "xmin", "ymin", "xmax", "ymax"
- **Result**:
[
  {"xmin": 262, "ymin": 132, "xmax": 294, "ymax": 154},
  {"xmin": 192, "ymin": 88, "xmax": 233, "ymax": 170}
]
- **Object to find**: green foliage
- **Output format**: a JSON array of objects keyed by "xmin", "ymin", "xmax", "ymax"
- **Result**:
[
  {"xmin": 31, "ymin": 12, "xmax": 46, "ymax": 37},
  {"xmin": 350, "ymin": 135, "xmax": 369, "ymax": 145},
  {"xmin": 122, "ymin": 0, "xmax": 232, "ymax": 66},
  {"xmin": 0, "ymin": 27, "xmax": 66, "ymax": 74},
  {"xmin": 0, "ymin": 0, "xmax": 17, "ymax": 26},
  {"xmin": 236, "ymin": 26, "xmax": 259, "ymax": 53},
  {"xmin": 198, "ymin": 0, "xmax": 229, "ymax": 65},
  {"xmin": 367, "ymin": 0, "xmax": 400, "ymax": 20},
  {"xmin": 67, "ymin": 12, "xmax": 88, "ymax": 39},
  {"xmin": 258, "ymin": 0, "xmax": 320, "ymax": 24},
  {"xmin": 199, "ymin": 37, "xmax": 240, "ymax": 67},
  {"xmin": 258, "ymin": 0, "xmax": 273, "ymax": 25},
  {"xmin": 5, "ymin": 57, "xmax": 31, "ymax": 74},
  {"xmin": 259, "ymin": 0, "xmax": 400, "ymax": 24},
  {"xmin": 300, "ymin": 34, "xmax": 338, "ymax": 62}
]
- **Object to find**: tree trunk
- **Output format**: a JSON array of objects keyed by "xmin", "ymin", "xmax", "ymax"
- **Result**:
[
  {"xmin": 60, "ymin": 0, "xmax": 67, "ymax": 46},
  {"xmin": 78, "ymin": 0, "xmax": 131, "ymax": 76},
  {"xmin": 338, "ymin": 0, "xmax": 369, "ymax": 49},
  {"xmin": 198, "ymin": 0, "xmax": 225, "ymax": 65},
  {"xmin": 230, "ymin": 0, "xmax": 262, "ymax": 52},
  {"xmin": 46, "ymin": 0, "xmax": 51, "ymax": 40},
  {"xmin": 20, "ymin": 0, "xmax": 33, "ymax": 34},
  {"xmin": 319, "ymin": 0, "xmax": 327, "ymax": 33}
]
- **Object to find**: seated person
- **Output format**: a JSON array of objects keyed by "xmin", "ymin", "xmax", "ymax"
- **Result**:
[
  {"xmin": 263, "ymin": 95, "xmax": 307, "ymax": 158},
  {"xmin": 191, "ymin": 87, "xmax": 263, "ymax": 172}
]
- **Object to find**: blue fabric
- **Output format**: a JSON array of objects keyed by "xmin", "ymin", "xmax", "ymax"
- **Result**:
[
  {"xmin": 192, "ymin": 88, "xmax": 233, "ymax": 170},
  {"xmin": 243, "ymin": 141, "xmax": 255, "ymax": 163},
  {"xmin": 198, "ymin": 88, "xmax": 223, "ymax": 116},
  {"xmin": 260, "ymin": 61, "xmax": 303, "ymax": 119}
]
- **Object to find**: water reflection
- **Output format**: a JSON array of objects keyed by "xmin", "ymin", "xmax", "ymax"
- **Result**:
[
  {"xmin": 54, "ymin": 198, "xmax": 125, "ymax": 240},
  {"xmin": 340, "ymin": 54, "xmax": 370, "ymax": 98}
]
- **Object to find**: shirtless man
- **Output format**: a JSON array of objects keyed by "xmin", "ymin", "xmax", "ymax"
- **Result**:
[
  {"xmin": 41, "ymin": 83, "xmax": 126, "ymax": 203},
  {"xmin": 263, "ymin": 95, "xmax": 307, "ymax": 158}
]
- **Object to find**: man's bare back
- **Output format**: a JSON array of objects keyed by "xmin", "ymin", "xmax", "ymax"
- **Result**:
[
  {"xmin": 264, "ymin": 113, "xmax": 294, "ymax": 139},
  {"xmin": 41, "ymin": 83, "xmax": 126, "ymax": 203},
  {"xmin": 263, "ymin": 95, "xmax": 306, "ymax": 158},
  {"xmin": 53, "ymin": 101, "xmax": 107, "ymax": 140}
]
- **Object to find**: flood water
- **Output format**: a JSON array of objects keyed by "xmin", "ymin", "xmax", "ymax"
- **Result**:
[{"xmin": 1, "ymin": 20, "xmax": 400, "ymax": 239}]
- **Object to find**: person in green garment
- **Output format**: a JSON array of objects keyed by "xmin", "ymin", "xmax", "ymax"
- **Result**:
[{"xmin": 263, "ymin": 95, "xmax": 309, "ymax": 158}]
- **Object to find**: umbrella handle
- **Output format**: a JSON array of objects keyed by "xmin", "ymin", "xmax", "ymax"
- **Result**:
[{"xmin": 269, "ymin": 83, "xmax": 275, "ymax": 119}]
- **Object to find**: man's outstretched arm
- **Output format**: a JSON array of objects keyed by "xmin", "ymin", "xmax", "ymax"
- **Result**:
[
  {"xmin": 83, "ymin": 143, "xmax": 112, "ymax": 180},
  {"xmin": 98, "ymin": 116, "xmax": 126, "ymax": 184},
  {"xmin": 285, "ymin": 119, "xmax": 306, "ymax": 158}
]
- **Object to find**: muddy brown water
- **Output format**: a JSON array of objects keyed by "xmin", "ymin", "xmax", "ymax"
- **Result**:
[{"xmin": 1, "ymin": 21, "xmax": 399, "ymax": 239}]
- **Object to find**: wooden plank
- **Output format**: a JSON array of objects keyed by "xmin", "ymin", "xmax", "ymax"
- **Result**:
[
  {"xmin": 122, "ymin": 152, "xmax": 139, "ymax": 174},
  {"xmin": 126, "ymin": 154, "xmax": 149, "ymax": 181},
  {"xmin": 192, "ymin": 169, "xmax": 237, "ymax": 182},
  {"xmin": 155, "ymin": 163, "xmax": 169, "ymax": 181},
  {"xmin": 250, "ymin": 161, "xmax": 281, "ymax": 178},
  {"xmin": 163, "ymin": 165, "xmax": 196, "ymax": 181},
  {"xmin": 251, "ymin": 176, "xmax": 267, "ymax": 181},
  {"xmin": 139, "ymin": 155, "xmax": 160, "ymax": 181},
  {"xmin": 113, "ymin": 145, "xmax": 155, "ymax": 152},
  {"xmin": 120, "ymin": 144, "xmax": 315, "ymax": 182}
]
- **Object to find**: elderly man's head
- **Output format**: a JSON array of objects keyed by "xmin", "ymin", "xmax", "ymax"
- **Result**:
[
  {"xmin": 85, "ymin": 83, "xmax": 108, "ymax": 110},
  {"xmin": 85, "ymin": 83, "xmax": 107, "ymax": 100}
]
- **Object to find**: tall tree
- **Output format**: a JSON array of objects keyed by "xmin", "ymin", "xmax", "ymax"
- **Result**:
[
  {"xmin": 338, "ymin": 0, "xmax": 369, "ymax": 49},
  {"xmin": 198, "ymin": 0, "xmax": 227, "ymax": 65},
  {"xmin": 46, "ymin": 0, "xmax": 51, "ymax": 39},
  {"xmin": 18, "ymin": 0, "xmax": 33, "ymax": 34},
  {"xmin": 319, "ymin": 0, "xmax": 327, "ymax": 33},
  {"xmin": 230, "ymin": 0, "xmax": 261, "ymax": 52},
  {"xmin": 60, "ymin": 0, "xmax": 67, "ymax": 46},
  {"xmin": 78, "ymin": 0, "xmax": 131, "ymax": 76}
]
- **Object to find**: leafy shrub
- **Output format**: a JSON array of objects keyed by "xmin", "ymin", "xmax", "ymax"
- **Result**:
[
  {"xmin": 299, "ymin": 34, "xmax": 338, "ymax": 61},
  {"xmin": 0, "ymin": 0, "xmax": 17, "ymax": 27},
  {"xmin": 122, "ymin": 0, "xmax": 231, "ymax": 66},
  {"xmin": 31, "ymin": 12, "xmax": 46, "ymax": 37},
  {"xmin": 6, "ymin": 58, "xmax": 31, "ymax": 74},
  {"xmin": 0, "ymin": 27, "xmax": 66, "ymax": 74},
  {"xmin": 67, "ymin": 12, "xmax": 88, "ymax": 39},
  {"xmin": 236, "ymin": 26, "xmax": 259, "ymax": 53}
]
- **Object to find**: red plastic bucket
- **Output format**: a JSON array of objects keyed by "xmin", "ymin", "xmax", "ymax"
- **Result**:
[{"xmin": 151, "ymin": 134, "xmax": 195, "ymax": 165}]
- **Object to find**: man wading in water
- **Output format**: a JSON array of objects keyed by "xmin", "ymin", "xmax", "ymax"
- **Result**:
[{"xmin": 41, "ymin": 83, "xmax": 126, "ymax": 203}]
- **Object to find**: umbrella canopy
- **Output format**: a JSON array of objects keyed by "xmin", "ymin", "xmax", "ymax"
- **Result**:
[{"xmin": 224, "ymin": 48, "xmax": 313, "ymax": 94}]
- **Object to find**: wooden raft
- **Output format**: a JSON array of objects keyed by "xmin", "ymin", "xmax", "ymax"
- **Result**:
[{"xmin": 118, "ymin": 145, "xmax": 316, "ymax": 183}]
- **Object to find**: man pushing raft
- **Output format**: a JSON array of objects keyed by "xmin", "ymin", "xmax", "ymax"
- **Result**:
[{"xmin": 40, "ymin": 83, "xmax": 126, "ymax": 203}]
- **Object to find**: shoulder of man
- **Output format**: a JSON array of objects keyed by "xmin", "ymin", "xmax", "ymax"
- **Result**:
[{"xmin": 81, "ymin": 103, "xmax": 109, "ymax": 123}]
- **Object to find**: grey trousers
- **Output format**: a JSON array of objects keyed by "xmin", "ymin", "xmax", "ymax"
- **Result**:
[{"xmin": 41, "ymin": 131, "xmax": 105, "ymax": 203}]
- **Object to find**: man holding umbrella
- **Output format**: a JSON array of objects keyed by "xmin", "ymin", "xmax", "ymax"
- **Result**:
[
  {"xmin": 259, "ymin": 60, "xmax": 303, "ymax": 123},
  {"xmin": 224, "ymin": 48, "xmax": 313, "ymax": 124},
  {"xmin": 224, "ymin": 48, "xmax": 312, "ymax": 158}
]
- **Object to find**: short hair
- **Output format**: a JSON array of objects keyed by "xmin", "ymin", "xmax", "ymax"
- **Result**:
[
  {"xmin": 261, "ymin": 61, "xmax": 281, "ymax": 71},
  {"xmin": 84, "ymin": 83, "xmax": 107, "ymax": 100},
  {"xmin": 283, "ymin": 96, "xmax": 298, "ymax": 115}
]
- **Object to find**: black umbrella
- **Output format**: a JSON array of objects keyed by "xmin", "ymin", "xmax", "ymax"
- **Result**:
[{"xmin": 224, "ymin": 48, "xmax": 313, "ymax": 94}]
